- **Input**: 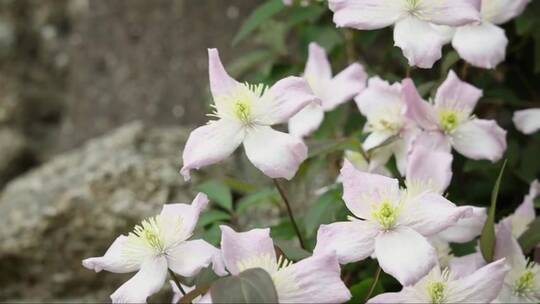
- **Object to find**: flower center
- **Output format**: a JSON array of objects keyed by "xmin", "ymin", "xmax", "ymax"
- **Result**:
[
  {"xmin": 233, "ymin": 100, "xmax": 252, "ymax": 123},
  {"xmin": 439, "ymin": 110, "xmax": 459, "ymax": 133},
  {"xmin": 513, "ymin": 270, "xmax": 535, "ymax": 296},
  {"xmin": 427, "ymin": 281, "xmax": 445, "ymax": 304},
  {"xmin": 236, "ymin": 254, "xmax": 293, "ymax": 275},
  {"xmin": 371, "ymin": 200, "xmax": 400, "ymax": 230},
  {"xmin": 130, "ymin": 216, "xmax": 165, "ymax": 251}
]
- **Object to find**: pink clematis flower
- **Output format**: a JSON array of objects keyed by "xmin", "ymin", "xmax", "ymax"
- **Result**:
[
  {"xmin": 181, "ymin": 49, "xmax": 319, "ymax": 181},
  {"xmin": 514, "ymin": 108, "xmax": 540, "ymax": 135},
  {"xmin": 327, "ymin": 0, "xmax": 481, "ymax": 68},
  {"xmin": 288, "ymin": 42, "xmax": 367, "ymax": 138},
  {"xmin": 219, "ymin": 226, "xmax": 351, "ymax": 303},
  {"xmin": 82, "ymin": 194, "xmax": 225, "ymax": 304},
  {"xmin": 452, "ymin": 0, "xmax": 531, "ymax": 69},
  {"xmin": 355, "ymin": 77, "xmax": 419, "ymax": 174},
  {"xmin": 403, "ymin": 70, "xmax": 507, "ymax": 162},
  {"xmin": 314, "ymin": 160, "xmax": 472, "ymax": 286},
  {"xmin": 368, "ymin": 259, "xmax": 509, "ymax": 303},
  {"xmin": 500, "ymin": 180, "xmax": 538, "ymax": 238}
]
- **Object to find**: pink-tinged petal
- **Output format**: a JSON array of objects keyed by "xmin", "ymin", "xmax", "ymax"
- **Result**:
[
  {"xmin": 208, "ymin": 49, "xmax": 241, "ymax": 106},
  {"xmin": 452, "ymin": 22, "xmax": 508, "ymax": 69},
  {"xmin": 402, "ymin": 192, "xmax": 472, "ymax": 236},
  {"xmin": 500, "ymin": 180, "xmax": 537, "ymax": 238},
  {"xmin": 494, "ymin": 224, "xmax": 526, "ymax": 267},
  {"xmin": 274, "ymin": 253, "xmax": 351, "ymax": 303},
  {"xmin": 82, "ymin": 236, "xmax": 139, "ymax": 273},
  {"xmin": 482, "ymin": 0, "xmax": 531, "ymax": 25},
  {"xmin": 393, "ymin": 17, "xmax": 449, "ymax": 69},
  {"xmin": 255, "ymin": 77, "xmax": 319, "ymax": 125},
  {"xmin": 375, "ymin": 226, "xmax": 437, "ymax": 286},
  {"xmin": 438, "ymin": 207, "xmax": 487, "ymax": 243},
  {"xmin": 406, "ymin": 143, "xmax": 453, "ymax": 193},
  {"xmin": 110, "ymin": 256, "xmax": 168, "ymax": 304},
  {"xmin": 304, "ymin": 42, "xmax": 332, "ymax": 82},
  {"xmin": 421, "ymin": 0, "xmax": 481, "ymax": 26},
  {"xmin": 314, "ymin": 220, "xmax": 378, "ymax": 264},
  {"xmin": 402, "ymin": 79, "xmax": 439, "ymax": 130},
  {"xmin": 446, "ymin": 259, "xmax": 509, "ymax": 303},
  {"xmin": 355, "ymin": 77, "xmax": 403, "ymax": 121},
  {"xmin": 435, "ymin": 70, "xmax": 483, "ymax": 116},
  {"xmin": 180, "ymin": 119, "xmax": 244, "ymax": 181},
  {"xmin": 451, "ymin": 118, "xmax": 507, "ymax": 162},
  {"xmin": 449, "ymin": 252, "xmax": 486, "ymax": 278},
  {"xmin": 219, "ymin": 226, "xmax": 275, "ymax": 275},
  {"xmin": 341, "ymin": 159, "xmax": 400, "ymax": 219},
  {"xmin": 243, "ymin": 126, "xmax": 307, "ymax": 180},
  {"xmin": 167, "ymin": 239, "xmax": 222, "ymax": 277},
  {"xmin": 328, "ymin": 0, "xmax": 404, "ymax": 30},
  {"xmin": 363, "ymin": 131, "xmax": 394, "ymax": 151},
  {"xmin": 288, "ymin": 103, "xmax": 325, "ymax": 138},
  {"xmin": 323, "ymin": 63, "xmax": 367, "ymax": 111},
  {"xmin": 410, "ymin": 130, "xmax": 452, "ymax": 153},
  {"xmin": 513, "ymin": 108, "xmax": 540, "ymax": 135},
  {"xmin": 393, "ymin": 127, "xmax": 421, "ymax": 176},
  {"xmin": 160, "ymin": 193, "xmax": 209, "ymax": 242},
  {"xmin": 366, "ymin": 144, "xmax": 393, "ymax": 173}
]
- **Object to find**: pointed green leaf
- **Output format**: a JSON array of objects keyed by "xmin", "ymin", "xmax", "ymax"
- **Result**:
[
  {"xmin": 198, "ymin": 210, "xmax": 231, "ymax": 227},
  {"xmin": 274, "ymin": 239, "xmax": 311, "ymax": 261},
  {"xmin": 232, "ymin": 0, "xmax": 285, "ymax": 46},
  {"xmin": 210, "ymin": 268, "xmax": 278, "ymax": 303},
  {"xmin": 197, "ymin": 180, "xmax": 233, "ymax": 211},
  {"xmin": 347, "ymin": 278, "xmax": 384, "ymax": 304},
  {"xmin": 519, "ymin": 218, "xmax": 540, "ymax": 253}
]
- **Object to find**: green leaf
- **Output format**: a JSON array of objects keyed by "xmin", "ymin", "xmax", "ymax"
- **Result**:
[
  {"xmin": 480, "ymin": 160, "xmax": 507, "ymax": 263},
  {"xmin": 286, "ymin": 5, "xmax": 325, "ymax": 28},
  {"xmin": 440, "ymin": 51, "xmax": 460, "ymax": 78},
  {"xmin": 417, "ymin": 80, "xmax": 437, "ymax": 97},
  {"xmin": 519, "ymin": 218, "xmax": 540, "ymax": 253},
  {"xmin": 210, "ymin": 268, "xmax": 279, "ymax": 303},
  {"xmin": 304, "ymin": 190, "xmax": 341, "ymax": 237},
  {"xmin": 535, "ymin": 196, "xmax": 540, "ymax": 208},
  {"xmin": 232, "ymin": 0, "xmax": 285, "ymax": 46},
  {"xmin": 274, "ymin": 239, "xmax": 311, "ymax": 261},
  {"xmin": 197, "ymin": 180, "xmax": 233, "ymax": 211},
  {"xmin": 198, "ymin": 210, "xmax": 231, "ymax": 227},
  {"xmin": 347, "ymin": 278, "xmax": 384, "ymax": 304},
  {"xmin": 237, "ymin": 188, "xmax": 278, "ymax": 214},
  {"xmin": 194, "ymin": 267, "xmax": 220, "ymax": 289}
]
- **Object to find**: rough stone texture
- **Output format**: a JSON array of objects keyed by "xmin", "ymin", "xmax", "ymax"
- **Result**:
[
  {"xmin": 0, "ymin": 128, "xmax": 34, "ymax": 187},
  {"xmin": 0, "ymin": 122, "xmax": 223, "ymax": 301}
]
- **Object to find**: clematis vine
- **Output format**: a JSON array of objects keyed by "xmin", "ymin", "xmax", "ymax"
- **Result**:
[
  {"xmin": 368, "ymin": 259, "xmax": 509, "ymax": 303},
  {"xmin": 403, "ymin": 70, "xmax": 507, "ymax": 162},
  {"xmin": 514, "ymin": 108, "xmax": 540, "ymax": 135},
  {"xmin": 327, "ymin": 0, "xmax": 481, "ymax": 68},
  {"xmin": 220, "ymin": 226, "xmax": 351, "ymax": 303},
  {"xmin": 452, "ymin": 0, "xmax": 531, "ymax": 69},
  {"xmin": 288, "ymin": 42, "xmax": 367, "ymax": 138},
  {"xmin": 355, "ymin": 77, "xmax": 418, "ymax": 174},
  {"xmin": 181, "ymin": 49, "xmax": 319, "ymax": 181},
  {"xmin": 315, "ymin": 160, "xmax": 472, "ymax": 285},
  {"xmin": 82, "ymin": 193, "xmax": 225, "ymax": 303}
]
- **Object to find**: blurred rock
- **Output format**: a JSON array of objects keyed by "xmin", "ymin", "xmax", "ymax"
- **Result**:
[{"xmin": 0, "ymin": 128, "xmax": 34, "ymax": 187}]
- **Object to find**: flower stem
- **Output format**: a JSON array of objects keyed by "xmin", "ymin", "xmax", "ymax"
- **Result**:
[
  {"xmin": 169, "ymin": 269, "xmax": 186, "ymax": 296},
  {"xmin": 363, "ymin": 266, "xmax": 382, "ymax": 303},
  {"xmin": 273, "ymin": 179, "xmax": 307, "ymax": 250}
]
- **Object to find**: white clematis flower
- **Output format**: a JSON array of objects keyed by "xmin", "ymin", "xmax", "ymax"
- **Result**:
[{"xmin": 514, "ymin": 108, "xmax": 540, "ymax": 135}]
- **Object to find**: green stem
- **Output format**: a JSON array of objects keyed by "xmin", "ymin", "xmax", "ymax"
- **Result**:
[
  {"xmin": 169, "ymin": 269, "xmax": 186, "ymax": 296},
  {"xmin": 273, "ymin": 179, "xmax": 307, "ymax": 250},
  {"xmin": 364, "ymin": 266, "xmax": 382, "ymax": 303}
]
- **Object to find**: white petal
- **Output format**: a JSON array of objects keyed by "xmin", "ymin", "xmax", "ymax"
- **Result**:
[
  {"xmin": 160, "ymin": 193, "xmax": 209, "ymax": 246},
  {"xmin": 451, "ymin": 118, "xmax": 507, "ymax": 162},
  {"xmin": 452, "ymin": 22, "xmax": 508, "ymax": 69},
  {"xmin": 82, "ymin": 236, "xmax": 139, "ymax": 273},
  {"xmin": 322, "ymin": 63, "xmax": 367, "ymax": 111},
  {"xmin": 482, "ymin": 0, "xmax": 531, "ymax": 25},
  {"xmin": 207, "ymin": 49, "xmax": 241, "ymax": 114},
  {"xmin": 437, "ymin": 207, "xmax": 487, "ymax": 243},
  {"xmin": 110, "ymin": 257, "xmax": 168, "ymax": 304},
  {"xmin": 448, "ymin": 252, "xmax": 486, "ymax": 278},
  {"xmin": 435, "ymin": 70, "xmax": 483, "ymax": 116},
  {"xmin": 355, "ymin": 77, "xmax": 403, "ymax": 122},
  {"xmin": 167, "ymin": 240, "xmax": 222, "ymax": 277},
  {"xmin": 420, "ymin": 0, "xmax": 481, "ymax": 26},
  {"xmin": 513, "ymin": 108, "xmax": 540, "ymax": 135},
  {"xmin": 243, "ymin": 126, "xmax": 307, "ymax": 180},
  {"xmin": 375, "ymin": 226, "xmax": 437, "ymax": 286},
  {"xmin": 363, "ymin": 131, "xmax": 394, "ymax": 151},
  {"xmin": 288, "ymin": 103, "xmax": 325, "ymax": 138},
  {"xmin": 304, "ymin": 42, "xmax": 332, "ymax": 82},
  {"xmin": 406, "ymin": 143, "xmax": 453, "ymax": 193},
  {"xmin": 328, "ymin": 0, "xmax": 404, "ymax": 30}
]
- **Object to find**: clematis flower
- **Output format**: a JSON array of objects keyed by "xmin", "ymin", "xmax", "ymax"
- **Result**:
[
  {"xmin": 452, "ymin": 0, "xmax": 531, "ymax": 69},
  {"xmin": 314, "ymin": 160, "xmax": 472, "ymax": 285},
  {"xmin": 355, "ymin": 77, "xmax": 418, "ymax": 174},
  {"xmin": 82, "ymin": 193, "xmax": 225, "ymax": 303},
  {"xmin": 514, "ymin": 108, "xmax": 540, "ymax": 135},
  {"xmin": 327, "ymin": 0, "xmax": 481, "ymax": 68},
  {"xmin": 288, "ymin": 42, "xmax": 367, "ymax": 138},
  {"xmin": 181, "ymin": 49, "xmax": 319, "ymax": 181},
  {"xmin": 219, "ymin": 226, "xmax": 351, "ymax": 303},
  {"xmin": 403, "ymin": 70, "xmax": 507, "ymax": 162},
  {"xmin": 368, "ymin": 259, "xmax": 509, "ymax": 303},
  {"xmin": 499, "ymin": 180, "xmax": 538, "ymax": 238}
]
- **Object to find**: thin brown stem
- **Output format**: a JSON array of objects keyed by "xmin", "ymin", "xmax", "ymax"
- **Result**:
[
  {"xmin": 460, "ymin": 62, "xmax": 469, "ymax": 81},
  {"xmin": 405, "ymin": 65, "xmax": 411, "ymax": 78},
  {"xmin": 364, "ymin": 266, "xmax": 382, "ymax": 303},
  {"xmin": 344, "ymin": 29, "xmax": 357, "ymax": 64},
  {"xmin": 169, "ymin": 269, "xmax": 186, "ymax": 296},
  {"xmin": 273, "ymin": 179, "xmax": 307, "ymax": 250}
]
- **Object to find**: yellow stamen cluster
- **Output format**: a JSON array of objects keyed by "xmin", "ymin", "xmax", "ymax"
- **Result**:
[
  {"xmin": 371, "ymin": 200, "xmax": 400, "ymax": 230},
  {"xmin": 129, "ymin": 216, "xmax": 165, "ymax": 251},
  {"xmin": 237, "ymin": 254, "xmax": 293, "ymax": 275},
  {"xmin": 439, "ymin": 110, "xmax": 459, "ymax": 133},
  {"xmin": 213, "ymin": 82, "xmax": 267, "ymax": 124},
  {"xmin": 427, "ymin": 281, "xmax": 446, "ymax": 304},
  {"xmin": 513, "ymin": 270, "xmax": 535, "ymax": 296}
]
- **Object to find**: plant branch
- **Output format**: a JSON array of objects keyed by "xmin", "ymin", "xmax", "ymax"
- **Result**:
[
  {"xmin": 273, "ymin": 179, "xmax": 307, "ymax": 250},
  {"xmin": 363, "ymin": 266, "xmax": 382, "ymax": 303},
  {"xmin": 169, "ymin": 269, "xmax": 186, "ymax": 296}
]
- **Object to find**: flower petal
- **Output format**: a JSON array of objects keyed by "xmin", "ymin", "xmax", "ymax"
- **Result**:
[
  {"xmin": 355, "ymin": 77, "xmax": 403, "ymax": 121},
  {"xmin": 375, "ymin": 226, "xmax": 437, "ymax": 286},
  {"xmin": 494, "ymin": 224, "xmax": 526, "ymax": 267},
  {"xmin": 435, "ymin": 70, "xmax": 482, "ymax": 116},
  {"xmin": 482, "ymin": 0, "xmax": 531, "ymax": 25},
  {"xmin": 328, "ymin": 0, "xmax": 404, "ymax": 29},
  {"xmin": 323, "ymin": 63, "xmax": 367, "ymax": 111},
  {"xmin": 208, "ymin": 49, "xmax": 241, "ymax": 113},
  {"xmin": 367, "ymin": 290, "xmax": 417, "ymax": 304},
  {"xmin": 110, "ymin": 256, "xmax": 168, "ymax": 304},
  {"xmin": 274, "ymin": 253, "xmax": 351, "ymax": 303},
  {"xmin": 406, "ymin": 143, "xmax": 453, "ymax": 194},
  {"xmin": 82, "ymin": 236, "xmax": 139, "ymax": 273},
  {"xmin": 437, "ymin": 207, "xmax": 487, "ymax": 243},
  {"xmin": 402, "ymin": 78, "xmax": 439, "ymax": 130},
  {"xmin": 420, "ymin": 0, "xmax": 481, "ymax": 26},
  {"xmin": 446, "ymin": 259, "xmax": 509, "ymax": 303},
  {"xmin": 499, "ymin": 180, "xmax": 537, "ymax": 238},
  {"xmin": 167, "ymin": 239, "xmax": 222, "ymax": 277},
  {"xmin": 448, "ymin": 252, "xmax": 485, "ymax": 278},
  {"xmin": 180, "ymin": 119, "xmax": 244, "ymax": 180},
  {"xmin": 513, "ymin": 108, "xmax": 540, "ymax": 135},
  {"xmin": 393, "ymin": 17, "xmax": 449, "ymax": 69},
  {"xmin": 219, "ymin": 226, "xmax": 276, "ymax": 275},
  {"xmin": 160, "ymin": 193, "xmax": 209, "ymax": 244},
  {"xmin": 451, "ymin": 118, "xmax": 507, "ymax": 162},
  {"xmin": 243, "ymin": 126, "xmax": 307, "ymax": 180},
  {"xmin": 304, "ymin": 42, "xmax": 332, "ymax": 83},
  {"xmin": 452, "ymin": 22, "xmax": 508, "ymax": 69},
  {"xmin": 341, "ymin": 159, "xmax": 400, "ymax": 219},
  {"xmin": 363, "ymin": 131, "xmax": 394, "ymax": 151},
  {"xmin": 288, "ymin": 103, "xmax": 325, "ymax": 138},
  {"xmin": 410, "ymin": 130, "xmax": 452, "ymax": 153},
  {"xmin": 254, "ymin": 77, "xmax": 319, "ymax": 125},
  {"xmin": 314, "ymin": 220, "xmax": 377, "ymax": 264}
]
